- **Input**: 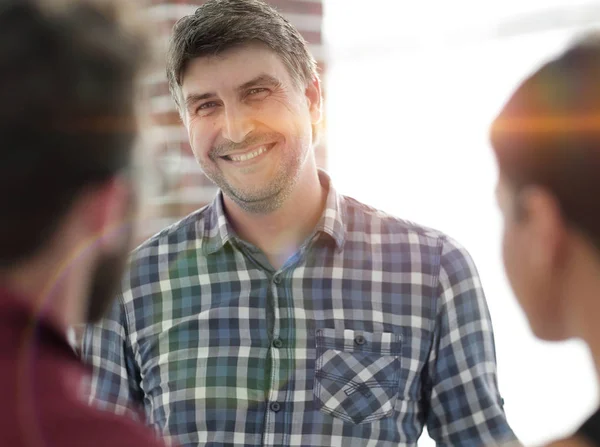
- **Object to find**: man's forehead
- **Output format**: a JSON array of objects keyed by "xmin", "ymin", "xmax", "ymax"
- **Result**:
[{"xmin": 181, "ymin": 43, "xmax": 288, "ymax": 91}]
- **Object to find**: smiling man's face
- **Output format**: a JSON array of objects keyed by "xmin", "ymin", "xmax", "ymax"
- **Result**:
[{"xmin": 181, "ymin": 42, "xmax": 321, "ymax": 214}]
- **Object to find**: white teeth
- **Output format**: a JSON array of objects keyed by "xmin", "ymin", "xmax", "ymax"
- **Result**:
[{"xmin": 229, "ymin": 146, "xmax": 268, "ymax": 162}]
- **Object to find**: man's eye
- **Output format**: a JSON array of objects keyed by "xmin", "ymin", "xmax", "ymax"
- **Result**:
[
  {"xmin": 197, "ymin": 101, "xmax": 218, "ymax": 111},
  {"xmin": 247, "ymin": 88, "xmax": 269, "ymax": 97}
]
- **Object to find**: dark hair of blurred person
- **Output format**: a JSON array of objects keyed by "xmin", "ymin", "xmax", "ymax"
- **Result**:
[
  {"xmin": 0, "ymin": 0, "xmax": 167, "ymax": 445},
  {"xmin": 492, "ymin": 33, "xmax": 600, "ymax": 447}
]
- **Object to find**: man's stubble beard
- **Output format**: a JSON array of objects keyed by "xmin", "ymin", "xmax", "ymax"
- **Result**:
[
  {"xmin": 202, "ymin": 134, "xmax": 309, "ymax": 214},
  {"xmin": 85, "ymin": 243, "xmax": 131, "ymax": 323},
  {"xmin": 85, "ymin": 192, "xmax": 135, "ymax": 323}
]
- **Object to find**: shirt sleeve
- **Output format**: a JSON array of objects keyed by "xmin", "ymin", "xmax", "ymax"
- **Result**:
[
  {"xmin": 425, "ymin": 236, "xmax": 517, "ymax": 446},
  {"xmin": 81, "ymin": 293, "xmax": 145, "ymax": 419}
]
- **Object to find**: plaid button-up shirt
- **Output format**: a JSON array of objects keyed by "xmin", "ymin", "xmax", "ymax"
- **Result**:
[{"xmin": 82, "ymin": 171, "xmax": 515, "ymax": 447}]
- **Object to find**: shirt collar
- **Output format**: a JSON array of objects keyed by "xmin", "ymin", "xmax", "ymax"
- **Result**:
[
  {"xmin": 313, "ymin": 170, "xmax": 346, "ymax": 251},
  {"xmin": 201, "ymin": 169, "xmax": 346, "ymax": 255},
  {"xmin": 201, "ymin": 191, "xmax": 237, "ymax": 255}
]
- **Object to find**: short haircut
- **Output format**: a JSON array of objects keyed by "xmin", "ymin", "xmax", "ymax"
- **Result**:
[{"xmin": 166, "ymin": 0, "xmax": 318, "ymax": 109}]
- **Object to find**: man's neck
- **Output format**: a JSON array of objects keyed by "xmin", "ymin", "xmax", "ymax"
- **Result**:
[{"xmin": 224, "ymin": 168, "xmax": 326, "ymax": 270}]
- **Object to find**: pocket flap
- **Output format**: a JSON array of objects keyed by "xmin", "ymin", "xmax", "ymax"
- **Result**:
[{"xmin": 315, "ymin": 328, "xmax": 401, "ymax": 355}]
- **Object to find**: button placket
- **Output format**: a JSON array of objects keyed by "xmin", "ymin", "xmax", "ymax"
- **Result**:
[
  {"xmin": 354, "ymin": 334, "xmax": 366, "ymax": 346},
  {"xmin": 264, "ymin": 271, "xmax": 284, "ymax": 444}
]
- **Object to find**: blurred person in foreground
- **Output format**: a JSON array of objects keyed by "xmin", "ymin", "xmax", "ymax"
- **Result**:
[
  {"xmin": 82, "ymin": 0, "xmax": 516, "ymax": 445},
  {"xmin": 492, "ymin": 34, "xmax": 600, "ymax": 447},
  {"xmin": 0, "ymin": 0, "xmax": 166, "ymax": 445}
]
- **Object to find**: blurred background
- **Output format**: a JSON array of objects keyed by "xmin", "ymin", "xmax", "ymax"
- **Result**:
[{"xmin": 136, "ymin": 0, "xmax": 600, "ymax": 445}]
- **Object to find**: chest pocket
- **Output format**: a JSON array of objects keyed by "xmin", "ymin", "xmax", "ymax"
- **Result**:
[{"xmin": 313, "ymin": 328, "xmax": 402, "ymax": 425}]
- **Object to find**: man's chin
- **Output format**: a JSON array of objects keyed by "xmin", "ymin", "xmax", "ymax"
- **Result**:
[{"xmin": 226, "ymin": 187, "xmax": 286, "ymax": 214}]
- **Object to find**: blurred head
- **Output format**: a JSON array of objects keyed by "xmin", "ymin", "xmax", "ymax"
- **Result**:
[
  {"xmin": 491, "ymin": 33, "xmax": 600, "ymax": 341},
  {"xmin": 0, "ymin": 0, "xmax": 147, "ymax": 322},
  {"xmin": 166, "ymin": 0, "xmax": 322, "ymax": 214}
]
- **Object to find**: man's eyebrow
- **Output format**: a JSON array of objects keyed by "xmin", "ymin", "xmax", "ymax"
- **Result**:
[
  {"xmin": 183, "ymin": 75, "xmax": 280, "ymax": 109},
  {"xmin": 185, "ymin": 92, "xmax": 216, "ymax": 109},
  {"xmin": 236, "ymin": 74, "xmax": 281, "ymax": 93}
]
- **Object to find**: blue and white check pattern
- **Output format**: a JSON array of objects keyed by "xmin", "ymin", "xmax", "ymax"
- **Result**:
[{"xmin": 82, "ymin": 171, "xmax": 515, "ymax": 446}]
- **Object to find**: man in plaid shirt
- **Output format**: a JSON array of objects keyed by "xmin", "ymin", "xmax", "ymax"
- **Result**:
[{"xmin": 82, "ymin": 0, "xmax": 516, "ymax": 445}]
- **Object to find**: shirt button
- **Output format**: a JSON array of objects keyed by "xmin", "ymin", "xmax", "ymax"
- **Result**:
[
  {"xmin": 354, "ymin": 335, "xmax": 366, "ymax": 346},
  {"xmin": 272, "ymin": 338, "xmax": 284, "ymax": 349},
  {"xmin": 273, "ymin": 275, "xmax": 281, "ymax": 284},
  {"xmin": 270, "ymin": 402, "xmax": 281, "ymax": 413}
]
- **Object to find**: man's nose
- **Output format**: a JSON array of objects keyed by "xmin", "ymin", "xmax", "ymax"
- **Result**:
[{"xmin": 222, "ymin": 105, "xmax": 254, "ymax": 144}]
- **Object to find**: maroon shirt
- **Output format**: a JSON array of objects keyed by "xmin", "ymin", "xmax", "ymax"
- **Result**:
[{"xmin": 0, "ymin": 287, "xmax": 167, "ymax": 447}]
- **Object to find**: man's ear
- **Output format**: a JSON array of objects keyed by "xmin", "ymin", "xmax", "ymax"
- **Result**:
[
  {"xmin": 305, "ymin": 76, "xmax": 322, "ymax": 126},
  {"xmin": 77, "ymin": 176, "xmax": 132, "ymax": 251}
]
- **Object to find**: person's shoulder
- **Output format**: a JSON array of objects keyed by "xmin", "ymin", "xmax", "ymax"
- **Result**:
[
  {"xmin": 491, "ymin": 437, "xmax": 594, "ymax": 447},
  {"xmin": 131, "ymin": 203, "xmax": 213, "ymax": 262},
  {"xmin": 341, "ymin": 194, "xmax": 452, "ymax": 246},
  {"xmin": 47, "ymin": 399, "xmax": 166, "ymax": 447},
  {"xmin": 546, "ymin": 437, "xmax": 596, "ymax": 447}
]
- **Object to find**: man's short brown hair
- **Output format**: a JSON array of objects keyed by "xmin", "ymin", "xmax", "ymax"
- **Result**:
[{"xmin": 166, "ymin": 0, "xmax": 318, "ymax": 109}]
